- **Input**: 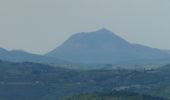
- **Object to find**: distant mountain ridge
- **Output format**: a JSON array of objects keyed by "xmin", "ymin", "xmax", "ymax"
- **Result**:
[
  {"xmin": 0, "ymin": 48, "xmax": 67, "ymax": 64},
  {"xmin": 46, "ymin": 28, "xmax": 170, "ymax": 64}
]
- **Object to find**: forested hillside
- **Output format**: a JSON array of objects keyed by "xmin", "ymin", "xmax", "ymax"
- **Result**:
[
  {"xmin": 63, "ymin": 91, "xmax": 168, "ymax": 100},
  {"xmin": 0, "ymin": 60, "xmax": 170, "ymax": 99}
]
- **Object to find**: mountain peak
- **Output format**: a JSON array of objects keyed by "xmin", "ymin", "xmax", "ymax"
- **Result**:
[
  {"xmin": 46, "ymin": 29, "xmax": 170, "ymax": 64},
  {"xmin": 71, "ymin": 28, "xmax": 125, "ymax": 41},
  {"xmin": 72, "ymin": 28, "xmax": 114, "ymax": 38},
  {"xmin": 58, "ymin": 28, "xmax": 131, "ymax": 49},
  {"xmin": 97, "ymin": 28, "xmax": 112, "ymax": 33},
  {"xmin": 46, "ymin": 29, "xmax": 133, "ymax": 63}
]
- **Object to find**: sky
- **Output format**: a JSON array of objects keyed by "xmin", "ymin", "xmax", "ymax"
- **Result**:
[{"xmin": 0, "ymin": 0, "xmax": 169, "ymax": 54}]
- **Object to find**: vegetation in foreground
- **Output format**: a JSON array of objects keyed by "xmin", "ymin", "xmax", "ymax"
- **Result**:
[
  {"xmin": 0, "ymin": 60, "xmax": 170, "ymax": 99},
  {"xmin": 63, "ymin": 91, "xmax": 168, "ymax": 100}
]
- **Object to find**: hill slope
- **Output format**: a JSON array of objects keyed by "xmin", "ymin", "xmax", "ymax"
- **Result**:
[{"xmin": 0, "ymin": 48, "xmax": 67, "ymax": 64}]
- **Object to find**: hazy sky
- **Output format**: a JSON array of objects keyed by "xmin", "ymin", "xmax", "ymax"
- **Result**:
[{"xmin": 0, "ymin": 0, "xmax": 169, "ymax": 54}]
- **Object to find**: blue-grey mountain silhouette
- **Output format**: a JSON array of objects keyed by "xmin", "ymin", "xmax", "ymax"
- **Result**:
[
  {"xmin": 47, "ymin": 28, "xmax": 170, "ymax": 64},
  {"xmin": 0, "ymin": 48, "xmax": 66, "ymax": 64}
]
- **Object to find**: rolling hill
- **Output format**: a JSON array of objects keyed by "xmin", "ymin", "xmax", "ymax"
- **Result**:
[{"xmin": 0, "ymin": 48, "xmax": 67, "ymax": 64}]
